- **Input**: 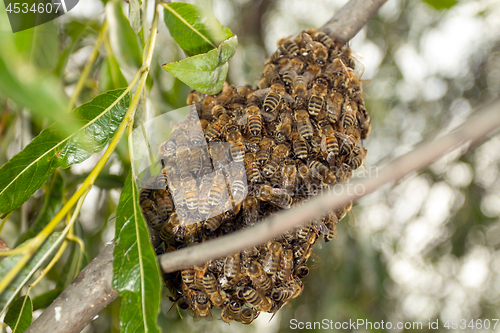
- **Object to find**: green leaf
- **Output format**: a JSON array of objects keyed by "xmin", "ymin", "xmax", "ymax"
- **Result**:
[
  {"xmin": 113, "ymin": 173, "xmax": 161, "ymax": 333},
  {"xmin": 0, "ymin": 89, "xmax": 130, "ymax": 216},
  {"xmin": 423, "ymin": 0, "xmax": 457, "ymax": 10},
  {"xmin": 0, "ymin": 233, "xmax": 61, "ymax": 313},
  {"xmin": 163, "ymin": 36, "xmax": 237, "ymax": 94},
  {"xmin": 163, "ymin": 2, "xmax": 234, "ymax": 57},
  {"xmin": 4, "ymin": 296, "xmax": 32, "ymax": 333},
  {"xmin": 31, "ymin": 288, "xmax": 62, "ymax": 311},
  {"xmin": 129, "ymin": 0, "xmax": 142, "ymax": 34},
  {"xmin": 106, "ymin": 1, "xmax": 143, "ymax": 71},
  {"xmin": 15, "ymin": 171, "xmax": 64, "ymax": 246}
]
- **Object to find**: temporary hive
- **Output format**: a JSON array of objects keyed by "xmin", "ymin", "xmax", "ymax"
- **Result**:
[{"xmin": 139, "ymin": 29, "xmax": 371, "ymax": 323}]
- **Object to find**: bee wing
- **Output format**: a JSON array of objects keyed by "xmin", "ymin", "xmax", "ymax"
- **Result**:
[
  {"xmin": 320, "ymin": 135, "xmax": 327, "ymax": 152},
  {"xmin": 302, "ymin": 71, "xmax": 314, "ymax": 85},
  {"xmin": 301, "ymin": 31, "xmax": 313, "ymax": 46},
  {"xmin": 283, "ymin": 93, "xmax": 294, "ymax": 105},
  {"xmin": 252, "ymin": 88, "xmax": 271, "ymax": 99},
  {"xmin": 237, "ymin": 113, "xmax": 249, "ymax": 126}
]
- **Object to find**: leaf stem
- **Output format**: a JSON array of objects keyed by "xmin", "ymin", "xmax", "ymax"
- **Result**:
[{"xmin": 66, "ymin": 21, "xmax": 108, "ymax": 113}]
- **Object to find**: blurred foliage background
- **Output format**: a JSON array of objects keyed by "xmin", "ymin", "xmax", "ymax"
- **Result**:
[{"xmin": 1, "ymin": 0, "xmax": 500, "ymax": 332}]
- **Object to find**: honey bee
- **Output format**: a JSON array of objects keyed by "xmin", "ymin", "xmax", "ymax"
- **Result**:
[
  {"xmin": 256, "ymin": 137, "xmax": 275, "ymax": 165},
  {"xmin": 280, "ymin": 69, "xmax": 295, "ymax": 93},
  {"xmin": 318, "ymin": 119, "xmax": 339, "ymax": 157},
  {"xmin": 205, "ymin": 113, "xmax": 231, "ymax": 141},
  {"xmin": 158, "ymin": 140, "xmax": 177, "ymax": 162},
  {"xmin": 263, "ymin": 144, "xmax": 289, "ymax": 178},
  {"xmin": 141, "ymin": 199, "xmax": 162, "ymax": 227},
  {"xmin": 247, "ymin": 261, "xmax": 272, "ymax": 293},
  {"xmin": 282, "ymin": 159, "xmax": 297, "ymax": 194},
  {"xmin": 308, "ymin": 159, "xmax": 337, "ymax": 186},
  {"xmin": 293, "ymin": 72, "xmax": 313, "ymax": 107},
  {"xmin": 276, "ymin": 248, "xmax": 293, "ymax": 283},
  {"xmin": 139, "ymin": 187, "xmax": 152, "ymax": 206},
  {"xmin": 277, "ymin": 37, "xmax": 300, "ymax": 56},
  {"xmin": 221, "ymin": 300, "xmax": 241, "ymax": 323},
  {"xmin": 208, "ymin": 173, "xmax": 226, "ymax": 207},
  {"xmin": 271, "ymin": 287, "xmax": 294, "ymax": 303},
  {"xmin": 159, "ymin": 212, "xmax": 180, "ymax": 242},
  {"xmin": 276, "ymin": 109, "xmax": 293, "ymax": 143},
  {"xmin": 255, "ymin": 83, "xmax": 289, "ymax": 122},
  {"xmin": 261, "ymin": 63, "xmax": 281, "ymax": 87},
  {"xmin": 336, "ymin": 131, "xmax": 356, "ymax": 156},
  {"xmin": 349, "ymin": 146, "xmax": 367, "ymax": 170},
  {"xmin": 323, "ymin": 57, "xmax": 349, "ymax": 88},
  {"xmin": 242, "ymin": 196, "xmax": 260, "ymax": 227},
  {"xmin": 192, "ymin": 291, "xmax": 213, "ymax": 322},
  {"xmin": 169, "ymin": 178, "xmax": 187, "ymax": 208},
  {"xmin": 209, "ymin": 143, "xmax": 229, "ymax": 172},
  {"xmin": 216, "ymin": 83, "xmax": 236, "ymax": 105},
  {"xmin": 201, "ymin": 95, "xmax": 216, "ymax": 120},
  {"xmin": 295, "ymin": 265, "xmax": 309, "ymax": 278},
  {"xmin": 294, "ymin": 109, "xmax": 314, "ymax": 141},
  {"xmin": 246, "ymin": 134, "xmax": 262, "ymax": 152},
  {"xmin": 323, "ymin": 211, "xmax": 338, "ymax": 242},
  {"xmin": 291, "ymin": 130, "xmax": 308, "ymax": 160},
  {"xmin": 203, "ymin": 215, "xmax": 222, "ymax": 233},
  {"xmin": 225, "ymin": 125, "xmax": 245, "ymax": 163},
  {"xmin": 189, "ymin": 147, "xmax": 203, "ymax": 176},
  {"xmin": 183, "ymin": 175, "xmax": 199, "ymax": 212},
  {"xmin": 326, "ymin": 91, "xmax": 343, "ymax": 124},
  {"xmin": 244, "ymin": 153, "xmax": 261, "ymax": 184},
  {"xmin": 181, "ymin": 267, "xmax": 195, "ymax": 287},
  {"xmin": 308, "ymin": 78, "xmax": 328, "ymax": 116},
  {"xmin": 224, "ymin": 253, "xmax": 241, "ymax": 282},
  {"xmin": 212, "ymin": 104, "xmax": 227, "ymax": 119},
  {"xmin": 242, "ymin": 105, "xmax": 263, "ymax": 136},
  {"xmin": 288, "ymin": 278, "xmax": 304, "ymax": 299},
  {"xmin": 187, "ymin": 90, "xmax": 204, "ymax": 107},
  {"xmin": 312, "ymin": 30, "xmax": 334, "ymax": 49},
  {"xmin": 357, "ymin": 109, "xmax": 371, "ymax": 139},
  {"xmin": 262, "ymin": 241, "xmax": 283, "ymax": 276},
  {"xmin": 257, "ymin": 184, "xmax": 293, "ymax": 209},
  {"xmin": 203, "ymin": 272, "xmax": 226, "ymax": 307},
  {"xmin": 240, "ymin": 308, "xmax": 259, "ymax": 325},
  {"xmin": 302, "ymin": 31, "xmax": 328, "ymax": 63},
  {"xmin": 342, "ymin": 99, "xmax": 358, "ymax": 129},
  {"xmin": 153, "ymin": 189, "xmax": 174, "ymax": 216},
  {"xmin": 297, "ymin": 162, "xmax": 317, "ymax": 197},
  {"xmin": 241, "ymin": 286, "xmax": 272, "ymax": 312}
]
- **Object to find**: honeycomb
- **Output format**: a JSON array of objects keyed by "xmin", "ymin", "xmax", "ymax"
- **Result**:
[{"xmin": 139, "ymin": 29, "xmax": 371, "ymax": 323}]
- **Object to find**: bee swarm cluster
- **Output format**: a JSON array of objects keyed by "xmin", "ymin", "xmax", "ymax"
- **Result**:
[{"xmin": 140, "ymin": 29, "xmax": 371, "ymax": 324}]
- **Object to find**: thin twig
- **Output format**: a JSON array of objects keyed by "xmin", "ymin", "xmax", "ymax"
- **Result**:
[
  {"xmin": 159, "ymin": 99, "xmax": 500, "ymax": 273},
  {"xmin": 320, "ymin": 0, "xmax": 388, "ymax": 44}
]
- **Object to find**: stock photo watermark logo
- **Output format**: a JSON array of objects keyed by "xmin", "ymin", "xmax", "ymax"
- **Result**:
[{"xmin": 4, "ymin": 0, "xmax": 78, "ymax": 32}]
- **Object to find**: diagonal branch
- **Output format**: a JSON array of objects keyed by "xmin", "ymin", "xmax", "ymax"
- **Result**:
[{"xmin": 321, "ymin": 0, "xmax": 388, "ymax": 44}]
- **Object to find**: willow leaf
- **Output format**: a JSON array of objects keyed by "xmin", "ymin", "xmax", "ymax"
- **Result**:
[
  {"xmin": 4, "ymin": 296, "xmax": 32, "ymax": 333},
  {"xmin": 0, "ymin": 89, "xmax": 129, "ymax": 216},
  {"xmin": 113, "ymin": 173, "xmax": 161, "ymax": 333},
  {"xmin": 163, "ymin": 36, "xmax": 237, "ymax": 94},
  {"xmin": 163, "ymin": 2, "xmax": 234, "ymax": 57}
]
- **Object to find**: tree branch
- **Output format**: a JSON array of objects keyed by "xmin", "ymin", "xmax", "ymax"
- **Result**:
[
  {"xmin": 25, "ymin": 244, "xmax": 117, "ymax": 333},
  {"xmin": 321, "ymin": 0, "xmax": 388, "ymax": 44}
]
